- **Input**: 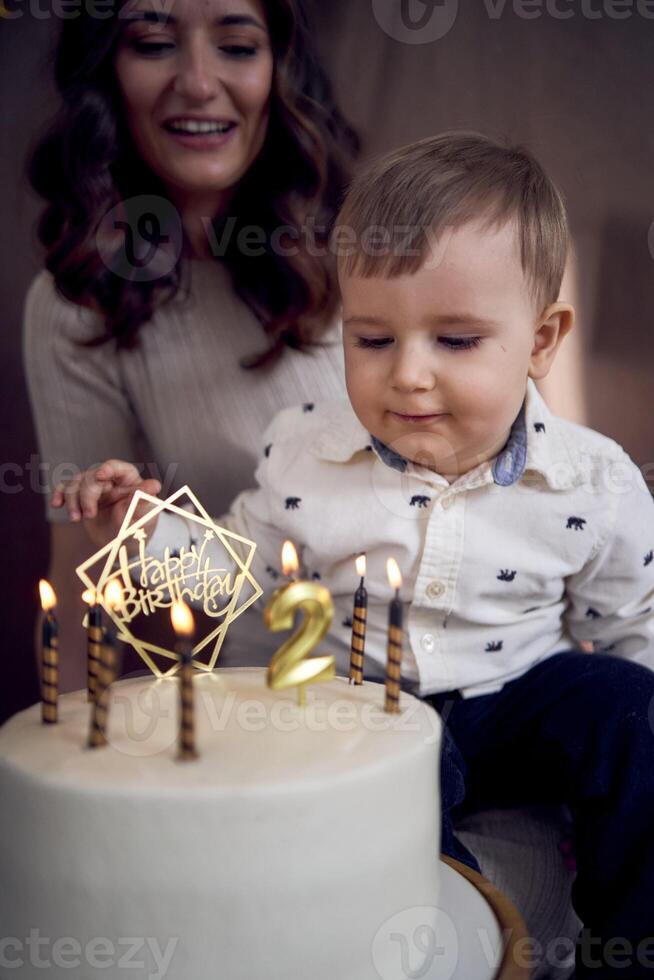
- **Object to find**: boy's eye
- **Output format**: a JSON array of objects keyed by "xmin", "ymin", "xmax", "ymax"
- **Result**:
[
  {"xmin": 354, "ymin": 337, "xmax": 393, "ymax": 350},
  {"xmin": 439, "ymin": 336, "xmax": 482, "ymax": 351},
  {"xmin": 353, "ymin": 335, "xmax": 482, "ymax": 352}
]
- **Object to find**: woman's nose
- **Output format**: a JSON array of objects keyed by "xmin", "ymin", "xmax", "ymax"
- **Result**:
[{"xmin": 173, "ymin": 39, "xmax": 223, "ymax": 102}]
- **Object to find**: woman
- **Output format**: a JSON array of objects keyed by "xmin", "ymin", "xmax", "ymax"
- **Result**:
[{"xmin": 25, "ymin": 0, "xmax": 359, "ymax": 690}]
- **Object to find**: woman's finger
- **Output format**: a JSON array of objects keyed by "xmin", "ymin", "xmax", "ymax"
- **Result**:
[
  {"xmin": 59, "ymin": 475, "xmax": 85, "ymax": 521},
  {"xmin": 51, "ymin": 466, "xmax": 160, "ymax": 523},
  {"xmin": 102, "ymin": 484, "xmax": 143, "ymax": 506},
  {"xmin": 78, "ymin": 461, "xmax": 144, "ymax": 518},
  {"xmin": 94, "ymin": 460, "xmax": 143, "ymax": 488},
  {"xmin": 51, "ymin": 474, "xmax": 81, "ymax": 509},
  {"xmin": 78, "ymin": 469, "xmax": 116, "ymax": 519},
  {"xmin": 140, "ymin": 479, "xmax": 162, "ymax": 496},
  {"xmin": 104, "ymin": 477, "xmax": 161, "ymax": 503},
  {"xmin": 51, "ymin": 483, "xmax": 66, "ymax": 508}
]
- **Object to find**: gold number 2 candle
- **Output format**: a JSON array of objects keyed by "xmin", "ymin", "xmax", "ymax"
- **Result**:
[{"xmin": 265, "ymin": 541, "xmax": 336, "ymax": 706}]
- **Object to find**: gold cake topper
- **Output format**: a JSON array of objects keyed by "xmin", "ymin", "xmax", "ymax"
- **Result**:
[{"xmin": 76, "ymin": 486, "xmax": 262, "ymax": 677}]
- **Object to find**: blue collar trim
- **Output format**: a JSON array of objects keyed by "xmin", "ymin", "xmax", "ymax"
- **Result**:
[
  {"xmin": 370, "ymin": 399, "xmax": 528, "ymax": 486},
  {"xmin": 491, "ymin": 402, "xmax": 528, "ymax": 486},
  {"xmin": 370, "ymin": 435, "xmax": 408, "ymax": 473}
]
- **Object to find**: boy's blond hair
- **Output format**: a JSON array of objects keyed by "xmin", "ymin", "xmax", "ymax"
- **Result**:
[{"xmin": 335, "ymin": 131, "xmax": 569, "ymax": 312}]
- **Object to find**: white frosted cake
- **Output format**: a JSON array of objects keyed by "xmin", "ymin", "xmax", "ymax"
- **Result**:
[{"xmin": 0, "ymin": 668, "xmax": 441, "ymax": 980}]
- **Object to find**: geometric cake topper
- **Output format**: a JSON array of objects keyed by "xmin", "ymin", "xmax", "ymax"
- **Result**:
[{"xmin": 76, "ymin": 486, "xmax": 263, "ymax": 678}]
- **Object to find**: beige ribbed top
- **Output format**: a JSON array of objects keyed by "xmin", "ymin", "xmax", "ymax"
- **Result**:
[{"xmin": 23, "ymin": 259, "xmax": 346, "ymax": 521}]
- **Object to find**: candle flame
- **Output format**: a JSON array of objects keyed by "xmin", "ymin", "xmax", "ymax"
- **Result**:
[
  {"xmin": 355, "ymin": 554, "xmax": 367, "ymax": 578},
  {"xmin": 171, "ymin": 600, "xmax": 195, "ymax": 638},
  {"xmin": 386, "ymin": 558, "xmax": 402, "ymax": 591},
  {"xmin": 81, "ymin": 589, "xmax": 97, "ymax": 606},
  {"xmin": 103, "ymin": 580, "xmax": 122, "ymax": 611},
  {"xmin": 38, "ymin": 579, "xmax": 57, "ymax": 612},
  {"xmin": 281, "ymin": 540, "xmax": 299, "ymax": 577}
]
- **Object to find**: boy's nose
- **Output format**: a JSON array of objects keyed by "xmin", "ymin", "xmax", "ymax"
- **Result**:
[{"xmin": 390, "ymin": 348, "xmax": 436, "ymax": 392}]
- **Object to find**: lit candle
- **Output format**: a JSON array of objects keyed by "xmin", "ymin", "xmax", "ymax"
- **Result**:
[
  {"xmin": 172, "ymin": 600, "xmax": 198, "ymax": 762},
  {"xmin": 265, "ymin": 541, "xmax": 335, "ymax": 707},
  {"xmin": 82, "ymin": 589, "xmax": 103, "ymax": 702},
  {"xmin": 88, "ymin": 581, "xmax": 122, "ymax": 749},
  {"xmin": 384, "ymin": 559, "xmax": 403, "ymax": 714},
  {"xmin": 349, "ymin": 554, "xmax": 367, "ymax": 686},
  {"xmin": 38, "ymin": 579, "xmax": 58, "ymax": 725},
  {"xmin": 282, "ymin": 540, "xmax": 299, "ymax": 582}
]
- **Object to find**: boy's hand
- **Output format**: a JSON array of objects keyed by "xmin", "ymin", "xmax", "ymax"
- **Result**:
[{"xmin": 51, "ymin": 461, "xmax": 162, "ymax": 551}]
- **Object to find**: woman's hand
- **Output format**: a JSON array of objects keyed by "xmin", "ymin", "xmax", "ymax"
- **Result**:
[{"xmin": 51, "ymin": 460, "xmax": 161, "ymax": 550}]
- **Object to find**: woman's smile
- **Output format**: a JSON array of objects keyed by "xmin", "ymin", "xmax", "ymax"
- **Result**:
[{"xmin": 162, "ymin": 117, "xmax": 240, "ymax": 152}]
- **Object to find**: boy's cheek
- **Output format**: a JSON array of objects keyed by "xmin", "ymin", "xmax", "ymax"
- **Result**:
[
  {"xmin": 344, "ymin": 381, "xmax": 377, "ymax": 436},
  {"xmin": 343, "ymin": 348, "xmax": 360, "ymax": 390},
  {"xmin": 345, "ymin": 363, "xmax": 383, "ymax": 409}
]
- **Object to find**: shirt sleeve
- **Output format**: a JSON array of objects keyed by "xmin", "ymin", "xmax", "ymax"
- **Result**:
[
  {"xmin": 23, "ymin": 271, "xmax": 149, "ymax": 523},
  {"xmin": 563, "ymin": 456, "xmax": 654, "ymax": 670},
  {"xmin": 146, "ymin": 412, "xmax": 292, "ymax": 608}
]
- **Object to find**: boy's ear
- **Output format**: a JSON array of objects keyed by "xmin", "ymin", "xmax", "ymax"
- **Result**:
[{"xmin": 528, "ymin": 302, "xmax": 575, "ymax": 380}]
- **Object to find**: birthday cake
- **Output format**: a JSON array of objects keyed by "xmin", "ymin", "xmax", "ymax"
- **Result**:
[{"xmin": 0, "ymin": 668, "xmax": 441, "ymax": 980}]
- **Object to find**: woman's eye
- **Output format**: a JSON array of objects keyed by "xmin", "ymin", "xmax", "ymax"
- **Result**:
[
  {"xmin": 354, "ymin": 337, "xmax": 393, "ymax": 350},
  {"xmin": 128, "ymin": 39, "xmax": 258, "ymax": 58},
  {"xmin": 130, "ymin": 40, "xmax": 175, "ymax": 56},
  {"xmin": 439, "ymin": 336, "xmax": 482, "ymax": 351},
  {"xmin": 221, "ymin": 44, "xmax": 258, "ymax": 57}
]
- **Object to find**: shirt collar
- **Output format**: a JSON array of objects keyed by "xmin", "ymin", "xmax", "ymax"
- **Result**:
[
  {"xmin": 310, "ymin": 381, "xmax": 580, "ymax": 491},
  {"xmin": 519, "ymin": 379, "xmax": 581, "ymax": 490},
  {"xmin": 309, "ymin": 401, "xmax": 375, "ymax": 462},
  {"xmin": 491, "ymin": 400, "xmax": 528, "ymax": 486}
]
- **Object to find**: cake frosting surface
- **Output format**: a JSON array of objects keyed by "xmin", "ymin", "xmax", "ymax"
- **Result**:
[{"xmin": 0, "ymin": 668, "xmax": 441, "ymax": 980}]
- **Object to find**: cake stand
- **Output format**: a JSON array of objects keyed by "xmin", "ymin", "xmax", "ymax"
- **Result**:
[{"xmin": 428, "ymin": 856, "xmax": 531, "ymax": 980}]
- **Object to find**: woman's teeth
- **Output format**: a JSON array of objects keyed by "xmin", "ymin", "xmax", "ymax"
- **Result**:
[{"xmin": 166, "ymin": 120, "xmax": 235, "ymax": 134}]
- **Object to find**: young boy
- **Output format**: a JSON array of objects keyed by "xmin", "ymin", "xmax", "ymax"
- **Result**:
[{"xmin": 55, "ymin": 132, "xmax": 654, "ymax": 978}]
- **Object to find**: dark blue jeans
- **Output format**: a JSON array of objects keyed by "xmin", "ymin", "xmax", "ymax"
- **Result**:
[{"xmin": 426, "ymin": 651, "xmax": 654, "ymax": 979}]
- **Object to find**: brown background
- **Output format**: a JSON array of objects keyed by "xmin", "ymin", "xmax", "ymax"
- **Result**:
[{"xmin": 2, "ymin": 2, "xmax": 653, "ymax": 723}]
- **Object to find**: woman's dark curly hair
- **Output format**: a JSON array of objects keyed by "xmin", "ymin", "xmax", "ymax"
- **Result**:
[{"xmin": 27, "ymin": 1, "xmax": 359, "ymax": 364}]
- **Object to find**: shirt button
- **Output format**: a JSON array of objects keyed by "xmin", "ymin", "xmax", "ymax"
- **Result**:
[
  {"xmin": 421, "ymin": 633, "xmax": 436, "ymax": 652},
  {"xmin": 426, "ymin": 580, "xmax": 446, "ymax": 600},
  {"xmin": 441, "ymin": 496, "xmax": 453, "ymax": 510}
]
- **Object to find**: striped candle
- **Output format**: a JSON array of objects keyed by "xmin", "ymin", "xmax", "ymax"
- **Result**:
[
  {"xmin": 349, "ymin": 555, "xmax": 368, "ymax": 686},
  {"xmin": 172, "ymin": 601, "xmax": 198, "ymax": 762},
  {"xmin": 384, "ymin": 559, "xmax": 403, "ymax": 714},
  {"xmin": 39, "ymin": 580, "xmax": 58, "ymax": 725},
  {"xmin": 88, "ymin": 581, "xmax": 122, "ymax": 749},
  {"xmin": 83, "ymin": 589, "xmax": 103, "ymax": 702}
]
